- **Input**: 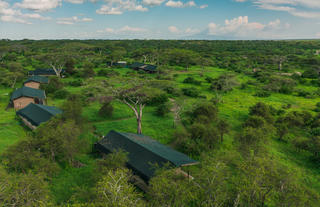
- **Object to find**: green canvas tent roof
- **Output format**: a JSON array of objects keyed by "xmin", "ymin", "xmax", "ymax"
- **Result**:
[
  {"xmin": 16, "ymin": 103, "xmax": 62, "ymax": 127},
  {"xmin": 28, "ymin": 68, "xmax": 64, "ymax": 76},
  {"xmin": 95, "ymin": 130, "xmax": 199, "ymax": 181},
  {"xmin": 10, "ymin": 87, "xmax": 46, "ymax": 101},
  {"xmin": 24, "ymin": 76, "xmax": 49, "ymax": 84}
]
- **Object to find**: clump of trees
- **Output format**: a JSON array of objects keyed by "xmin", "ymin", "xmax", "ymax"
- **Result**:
[{"xmin": 173, "ymin": 101, "xmax": 229, "ymax": 155}]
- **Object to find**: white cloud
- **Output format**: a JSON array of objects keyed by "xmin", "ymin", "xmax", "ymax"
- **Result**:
[
  {"xmin": 0, "ymin": 0, "xmax": 50, "ymax": 24},
  {"xmin": 98, "ymin": 25, "xmax": 148, "ymax": 34},
  {"xmin": 207, "ymin": 16, "xmax": 290, "ymax": 38},
  {"xmin": 168, "ymin": 26, "xmax": 180, "ymax": 33},
  {"xmin": 142, "ymin": 0, "xmax": 165, "ymax": 6},
  {"xmin": 239, "ymin": 0, "xmax": 320, "ymax": 19},
  {"xmin": 23, "ymin": 13, "xmax": 51, "ymax": 20},
  {"xmin": 1, "ymin": 15, "xmax": 31, "ymax": 24},
  {"xmin": 316, "ymin": 32, "xmax": 320, "ymax": 38},
  {"xmin": 65, "ymin": 0, "xmax": 85, "ymax": 4},
  {"xmin": 97, "ymin": 0, "xmax": 148, "ymax": 15},
  {"xmin": 14, "ymin": 0, "xmax": 62, "ymax": 12},
  {"xmin": 165, "ymin": 0, "xmax": 196, "ymax": 8},
  {"xmin": 199, "ymin": 4, "xmax": 208, "ymax": 9},
  {"xmin": 56, "ymin": 16, "xmax": 93, "ymax": 24},
  {"xmin": 168, "ymin": 25, "xmax": 200, "ymax": 35}
]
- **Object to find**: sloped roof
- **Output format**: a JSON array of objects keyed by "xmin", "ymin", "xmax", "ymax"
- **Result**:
[
  {"xmin": 10, "ymin": 87, "xmax": 46, "ymax": 101},
  {"xmin": 28, "ymin": 69, "xmax": 64, "ymax": 76},
  {"xmin": 129, "ymin": 62, "xmax": 157, "ymax": 72},
  {"xmin": 95, "ymin": 130, "xmax": 199, "ymax": 181},
  {"xmin": 24, "ymin": 76, "xmax": 49, "ymax": 84},
  {"xmin": 17, "ymin": 103, "xmax": 62, "ymax": 127},
  {"xmin": 129, "ymin": 62, "xmax": 145, "ymax": 69}
]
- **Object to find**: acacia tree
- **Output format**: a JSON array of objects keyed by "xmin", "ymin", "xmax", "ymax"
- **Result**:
[
  {"xmin": 113, "ymin": 84, "xmax": 151, "ymax": 134},
  {"xmin": 40, "ymin": 53, "xmax": 66, "ymax": 78}
]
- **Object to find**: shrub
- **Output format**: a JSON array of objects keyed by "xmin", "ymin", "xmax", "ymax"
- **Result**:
[
  {"xmin": 68, "ymin": 79, "xmax": 83, "ymax": 87},
  {"xmin": 155, "ymin": 103, "xmax": 171, "ymax": 117},
  {"xmin": 254, "ymin": 90, "xmax": 271, "ymax": 97},
  {"xmin": 53, "ymin": 89, "xmax": 70, "ymax": 99},
  {"xmin": 249, "ymin": 102, "xmax": 274, "ymax": 123},
  {"xmin": 183, "ymin": 77, "xmax": 201, "ymax": 85},
  {"xmin": 192, "ymin": 102, "xmax": 218, "ymax": 121},
  {"xmin": 99, "ymin": 102, "xmax": 113, "ymax": 117},
  {"xmin": 310, "ymin": 127, "xmax": 320, "ymax": 136},
  {"xmin": 210, "ymin": 73, "xmax": 239, "ymax": 92},
  {"xmin": 182, "ymin": 87, "xmax": 199, "ymax": 97},
  {"xmin": 164, "ymin": 86, "xmax": 180, "ymax": 96},
  {"xmin": 147, "ymin": 93, "xmax": 169, "ymax": 106},
  {"xmin": 243, "ymin": 116, "xmax": 266, "ymax": 129},
  {"xmin": 43, "ymin": 76, "xmax": 63, "ymax": 93}
]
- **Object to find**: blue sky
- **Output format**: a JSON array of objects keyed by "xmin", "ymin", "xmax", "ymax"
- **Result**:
[{"xmin": 0, "ymin": 0, "xmax": 320, "ymax": 39}]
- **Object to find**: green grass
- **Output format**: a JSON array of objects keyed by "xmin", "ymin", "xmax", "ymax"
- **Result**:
[
  {"xmin": 1, "ymin": 66, "xmax": 320, "ymax": 203},
  {"xmin": 0, "ymin": 87, "xmax": 27, "ymax": 153}
]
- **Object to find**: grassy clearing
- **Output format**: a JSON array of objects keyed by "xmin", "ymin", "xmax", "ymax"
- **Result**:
[{"xmin": 1, "ymin": 66, "xmax": 320, "ymax": 202}]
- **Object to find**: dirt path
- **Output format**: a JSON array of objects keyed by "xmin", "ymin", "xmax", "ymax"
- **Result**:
[{"xmin": 169, "ymin": 98, "xmax": 181, "ymax": 126}]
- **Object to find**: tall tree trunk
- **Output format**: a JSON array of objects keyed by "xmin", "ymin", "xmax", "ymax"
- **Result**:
[
  {"xmin": 11, "ymin": 76, "xmax": 17, "ymax": 88},
  {"xmin": 137, "ymin": 118, "xmax": 142, "ymax": 134}
]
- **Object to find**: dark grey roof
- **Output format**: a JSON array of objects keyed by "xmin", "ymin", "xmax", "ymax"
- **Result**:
[
  {"xmin": 24, "ymin": 76, "xmax": 49, "ymax": 84},
  {"xmin": 10, "ymin": 87, "xmax": 46, "ymax": 101},
  {"xmin": 17, "ymin": 103, "xmax": 62, "ymax": 127},
  {"xmin": 129, "ymin": 62, "xmax": 157, "ymax": 72},
  {"xmin": 95, "ymin": 130, "xmax": 199, "ymax": 181},
  {"xmin": 28, "ymin": 69, "xmax": 64, "ymax": 76}
]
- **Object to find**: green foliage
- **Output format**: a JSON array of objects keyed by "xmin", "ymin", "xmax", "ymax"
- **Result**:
[
  {"xmin": 35, "ymin": 118, "xmax": 85, "ymax": 164},
  {"xmin": 0, "ymin": 169, "xmax": 51, "ymax": 206},
  {"xmin": 43, "ymin": 76, "xmax": 64, "ymax": 94},
  {"xmin": 183, "ymin": 76, "xmax": 201, "ymax": 85},
  {"xmin": 249, "ymin": 102, "xmax": 275, "ymax": 124},
  {"xmin": 210, "ymin": 73, "xmax": 239, "ymax": 92},
  {"xmin": 54, "ymin": 88, "xmax": 70, "ymax": 99},
  {"xmin": 182, "ymin": 87, "xmax": 199, "ymax": 97},
  {"xmin": 254, "ymin": 90, "xmax": 271, "ymax": 97},
  {"xmin": 98, "ymin": 102, "xmax": 113, "ymax": 117},
  {"xmin": 94, "ymin": 168, "xmax": 145, "ymax": 207},
  {"xmin": 61, "ymin": 95, "xmax": 84, "ymax": 125},
  {"xmin": 68, "ymin": 79, "xmax": 83, "ymax": 87},
  {"xmin": 155, "ymin": 103, "xmax": 171, "ymax": 117},
  {"xmin": 146, "ymin": 92, "xmax": 168, "ymax": 106},
  {"xmin": 1, "ymin": 139, "xmax": 60, "ymax": 175}
]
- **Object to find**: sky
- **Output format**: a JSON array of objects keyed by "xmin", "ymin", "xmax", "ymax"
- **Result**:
[{"xmin": 0, "ymin": 0, "xmax": 320, "ymax": 40}]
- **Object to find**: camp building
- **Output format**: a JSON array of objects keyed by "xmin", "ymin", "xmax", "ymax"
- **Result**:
[
  {"xmin": 10, "ymin": 86, "xmax": 46, "ymax": 110},
  {"xmin": 24, "ymin": 76, "xmax": 49, "ymax": 89},
  {"xmin": 28, "ymin": 68, "xmax": 64, "ymax": 76},
  {"xmin": 95, "ymin": 130, "xmax": 199, "ymax": 182},
  {"xmin": 17, "ymin": 103, "xmax": 62, "ymax": 130},
  {"xmin": 129, "ymin": 62, "xmax": 157, "ymax": 73}
]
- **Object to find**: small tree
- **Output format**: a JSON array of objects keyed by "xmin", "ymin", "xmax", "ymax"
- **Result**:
[
  {"xmin": 95, "ymin": 168, "xmax": 145, "ymax": 207},
  {"xmin": 113, "ymin": 83, "xmax": 152, "ymax": 134},
  {"xmin": 217, "ymin": 119, "xmax": 230, "ymax": 143}
]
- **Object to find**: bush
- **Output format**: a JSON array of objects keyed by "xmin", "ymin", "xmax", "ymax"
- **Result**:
[
  {"xmin": 192, "ymin": 102, "xmax": 218, "ymax": 121},
  {"xmin": 249, "ymin": 102, "xmax": 274, "ymax": 123},
  {"xmin": 182, "ymin": 87, "xmax": 199, "ymax": 97},
  {"xmin": 310, "ymin": 127, "xmax": 320, "ymax": 136},
  {"xmin": 183, "ymin": 77, "xmax": 201, "ymax": 85},
  {"xmin": 43, "ymin": 76, "xmax": 63, "ymax": 93},
  {"xmin": 68, "ymin": 79, "xmax": 83, "ymax": 87},
  {"xmin": 99, "ymin": 102, "xmax": 113, "ymax": 117},
  {"xmin": 53, "ymin": 89, "xmax": 70, "ymax": 99},
  {"xmin": 147, "ymin": 93, "xmax": 168, "ymax": 106},
  {"xmin": 164, "ymin": 86, "xmax": 180, "ymax": 96},
  {"xmin": 254, "ymin": 90, "xmax": 271, "ymax": 97},
  {"xmin": 210, "ymin": 73, "xmax": 239, "ymax": 92},
  {"xmin": 155, "ymin": 103, "xmax": 171, "ymax": 117}
]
